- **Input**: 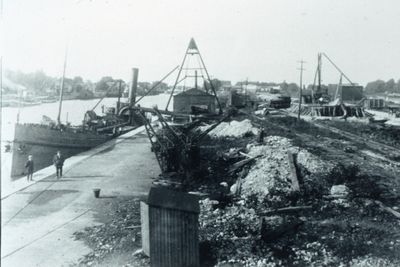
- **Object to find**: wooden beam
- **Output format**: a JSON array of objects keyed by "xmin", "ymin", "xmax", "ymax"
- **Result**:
[
  {"xmin": 287, "ymin": 152, "xmax": 300, "ymax": 191},
  {"xmin": 258, "ymin": 206, "xmax": 312, "ymax": 216},
  {"xmin": 375, "ymin": 200, "xmax": 400, "ymax": 219}
]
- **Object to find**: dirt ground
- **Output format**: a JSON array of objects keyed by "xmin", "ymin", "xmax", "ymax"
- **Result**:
[
  {"xmin": 71, "ymin": 113, "xmax": 400, "ymax": 267},
  {"xmin": 195, "ymin": 114, "xmax": 400, "ymax": 266},
  {"xmin": 72, "ymin": 196, "xmax": 150, "ymax": 267}
]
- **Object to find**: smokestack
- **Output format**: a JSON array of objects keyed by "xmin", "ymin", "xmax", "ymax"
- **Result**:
[{"xmin": 129, "ymin": 68, "xmax": 139, "ymax": 107}]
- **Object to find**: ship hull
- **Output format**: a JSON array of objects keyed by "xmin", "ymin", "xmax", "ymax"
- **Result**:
[{"xmin": 11, "ymin": 123, "xmax": 111, "ymax": 178}]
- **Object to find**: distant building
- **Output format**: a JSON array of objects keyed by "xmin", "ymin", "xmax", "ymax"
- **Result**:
[
  {"xmin": 245, "ymin": 84, "xmax": 258, "ymax": 91},
  {"xmin": 364, "ymin": 98, "xmax": 385, "ymax": 109},
  {"xmin": 173, "ymin": 88, "xmax": 216, "ymax": 114},
  {"xmin": 341, "ymin": 85, "xmax": 364, "ymax": 102},
  {"xmin": 301, "ymin": 91, "xmax": 313, "ymax": 104},
  {"xmin": 219, "ymin": 80, "xmax": 232, "ymax": 91},
  {"xmin": 258, "ymin": 85, "xmax": 281, "ymax": 93}
]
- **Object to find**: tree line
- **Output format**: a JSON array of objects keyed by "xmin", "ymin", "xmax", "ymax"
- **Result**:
[
  {"xmin": 364, "ymin": 79, "xmax": 400, "ymax": 95},
  {"xmin": 5, "ymin": 69, "xmax": 399, "ymax": 98},
  {"xmin": 4, "ymin": 70, "xmax": 171, "ymax": 98}
]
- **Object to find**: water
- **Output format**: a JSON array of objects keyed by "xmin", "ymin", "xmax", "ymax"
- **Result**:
[{"xmin": 1, "ymin": 93, "xmax": 171, "ymax": 181}]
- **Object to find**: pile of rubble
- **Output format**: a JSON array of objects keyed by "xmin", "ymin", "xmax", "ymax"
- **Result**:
[
  {"xmin": 195, "ymin": 117, "xmax": 400, "ymax": 266},
  {"xmin": 73, "ymin": 198, "xmax": 149, "ymax": 266},
  {"xmin": 238, "ymin": 136, "xmax": 334, "ymax": 201},
  {"xmin": 71, "ymin": 114, "xmax": 400, "ymax": 266},
  {"xmin": 240, "ymin": 136, "xmax": 295, "ymax": 200},
  {"xmin": 200, "ymin": 119, "xmax": 259, "ymax": 138}
]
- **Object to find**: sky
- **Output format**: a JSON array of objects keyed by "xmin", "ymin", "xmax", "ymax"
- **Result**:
[{"xmin": 1, "ymin": 0, "xmax": 400, "ymax": 86}]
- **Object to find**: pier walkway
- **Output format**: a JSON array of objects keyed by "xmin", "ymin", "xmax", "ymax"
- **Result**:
[{"xmin": 1, "ymin": 127, "xmax": 159, "ymax": 266}]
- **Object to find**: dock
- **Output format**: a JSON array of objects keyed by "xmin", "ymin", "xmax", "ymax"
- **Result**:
[{"xmin": 1, "ymin": 127, "xmax": 159, "ymax": 266}]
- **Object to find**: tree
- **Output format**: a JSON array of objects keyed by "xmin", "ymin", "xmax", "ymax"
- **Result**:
[
  {"xmin": 210, "ymin": 79, "xmax": 222, "ymax": 91},
  {"xmin": 280, "ymin": 81, "xmax": 289, "ymax": 92},
  {"xmin": 287, "ymin": 83, "xmax": 299, "ymax": 96},
  {"xmin": 5, "ymin": 69, "xmax": 57, "ymax": 95},
  {"xmin": 204, "ymin": 79, "xmax": 222, "ymax": 92},
  {"xmin": 73, "ymin": 76, "xmax": 84, "ymax": 84},
  {"xmin": 95, "ymin": 76, "xmax": 114, "ymax": 92},
  {"xmin": 365, "ymin": 80, "xmax": 386, "ymax": 94},
  {"xmin": 149, "ymin": 81, "xmax": 168, "ymax": 94},
  {"xmin": 385, "ymin": 79, "xmax": 395, "ymax": 93},
  {"xmin": 397, "ymin": 80, "xmax": 400, "ymax": 93}
]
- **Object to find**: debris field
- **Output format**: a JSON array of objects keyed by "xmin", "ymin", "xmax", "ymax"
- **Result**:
[{"xmin": 73, "ymin": 112, "xmax": 400, "ymax": 267}]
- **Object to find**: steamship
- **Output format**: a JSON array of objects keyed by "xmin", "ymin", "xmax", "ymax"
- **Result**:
[
  {"xmin": 11, "ymin": 123, "xmax": 113, "ymax": 177},
  {"xmin": 10, "ymin": 64, "xmax": 140, "ymax": 178}
]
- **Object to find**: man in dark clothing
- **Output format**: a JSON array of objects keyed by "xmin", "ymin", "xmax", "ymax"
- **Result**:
[
  {"xmin": 25, "ymin": 155, "xmax": 34, "ymax": 181},
  {"xmin": 53, "ymin": 151, "xmax": 65, "ymax": 178}
]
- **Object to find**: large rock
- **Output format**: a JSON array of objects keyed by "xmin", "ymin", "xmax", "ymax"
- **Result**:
[{"xmin": 330, "ymin": 184, "xmax": 349, "ymax": 198}]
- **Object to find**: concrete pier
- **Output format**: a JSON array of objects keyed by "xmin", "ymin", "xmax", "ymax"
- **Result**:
[{"xmin": 1, "ymin": 127, "xmax": 159, "ymax": 266}]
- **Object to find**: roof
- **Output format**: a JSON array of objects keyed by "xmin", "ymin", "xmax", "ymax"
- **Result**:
[
  {"xmin": 174, "ymin": 88, "xmax": 214, "ymax": 97},
  {"xmin": 147, "ymin": 187, "xmax": 200, "ymax": 213}
]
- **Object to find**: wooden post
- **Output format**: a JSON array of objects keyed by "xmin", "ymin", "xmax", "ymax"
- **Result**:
[{"xmin": 297, "ymin": 60, "xmax": 305, "ymax": 120}]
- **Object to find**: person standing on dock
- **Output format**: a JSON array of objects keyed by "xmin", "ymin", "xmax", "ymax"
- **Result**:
[
  {"xmin": 25, "ymin": 155, "xmax": 34, "ymax": 181},
  {"xmin": 53, "ymin": 151, "xmax": 65, "ymax": 178}
]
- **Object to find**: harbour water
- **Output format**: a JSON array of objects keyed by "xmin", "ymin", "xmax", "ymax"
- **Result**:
[{"xmin": 1, "ymin": 94, "xmax": 171, "ymax": 183}]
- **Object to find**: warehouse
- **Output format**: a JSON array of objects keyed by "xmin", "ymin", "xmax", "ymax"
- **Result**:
[{"xmin": 173, "ymin": 88, "xmax": 216, "ymax": 114}]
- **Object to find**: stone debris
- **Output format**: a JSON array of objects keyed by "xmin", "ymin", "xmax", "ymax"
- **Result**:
[
  {"xmin": 241, "ymin": 136, "xmax": 306, "ymax": 200},
  {"xmin": 73, "ymin": 114, "xmax": 400, "ymax": 267},
  {"xmin": 73, "ymin": 198, "xmax": 149, "ymax": 266},
  {"xmin": 330, "ymin": 185, "xmax": 349, "ymax": 198},
  {"xmin": 200, "ymin": 119, "xmax": 259, "ymax": 138},
  {"xmin": 196, "ymin": 116, "xmax": 400, "ymax": 266},
  {"xmin": 296, "ymin": 150, "xmax": 335, "ymax": 175},
  {"xmin": 350, "ymin": 256, "xmax": 400, "ymax": 267}
]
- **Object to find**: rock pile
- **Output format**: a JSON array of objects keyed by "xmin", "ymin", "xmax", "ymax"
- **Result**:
[
  {"xmin": 200, "ymin": 119, "xmax": 259, "ymax": 138},
  {"xmin": 240, "ymin": 137, "xmax": 296, "ymax": 200}
]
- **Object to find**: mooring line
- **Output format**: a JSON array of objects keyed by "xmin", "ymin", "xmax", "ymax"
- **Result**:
[{"xmin": 1, "ymin": 209, "xmax": 92, "ymax": 259}]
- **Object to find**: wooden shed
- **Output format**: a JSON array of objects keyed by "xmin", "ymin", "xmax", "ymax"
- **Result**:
[
  {"xmin": 364, "ymin": 98, "xmax": 385, "ymax": 109},
  {"xmin": 341, "ymin": 85, "xmax": 364, "ymax": 102},
  {"xmin": 173, "ymin": 88, "xmax": 216, "ymax": 114},
  {"xmin": 141, "ymin": 187, "xmax": 200, "ymax": 267}
]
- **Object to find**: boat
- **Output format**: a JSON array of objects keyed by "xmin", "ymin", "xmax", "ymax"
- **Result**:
[
  {"xmin": 11, "ymin": 123, "xmax": 112, "ymax": 177},
  {"xmin": 10, "ymin": 50, "xmax": 139, "ymax": 178}
]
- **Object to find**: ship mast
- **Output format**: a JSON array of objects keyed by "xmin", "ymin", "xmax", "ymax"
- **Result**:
[{"xmin": 57, "ymin": 45, "xmax": 68, "ymax": 126}]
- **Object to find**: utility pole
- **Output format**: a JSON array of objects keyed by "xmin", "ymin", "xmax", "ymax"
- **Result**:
[{"xmin": 297, "ymin": 60, "xmax": 306, "ymax": 120}]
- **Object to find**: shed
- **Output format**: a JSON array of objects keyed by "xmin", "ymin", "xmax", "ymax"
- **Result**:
[
  {"xmin": 228, "ymin": 91, "xmax": 249, "ymax": 108},
  {"xmin": 141, "ymin": 187, "xmax": 200, "ymax": 267},
  {"xmin": 364, "ymin": 98, "xmax": 385, "ymax": 109},
  {"xmin": 173, "ymin": 88, "xmax": 216, "ymax": 114},
  {"xmin": 341, "ymin": 85, "xmax": 364, "ymax": 101}
]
